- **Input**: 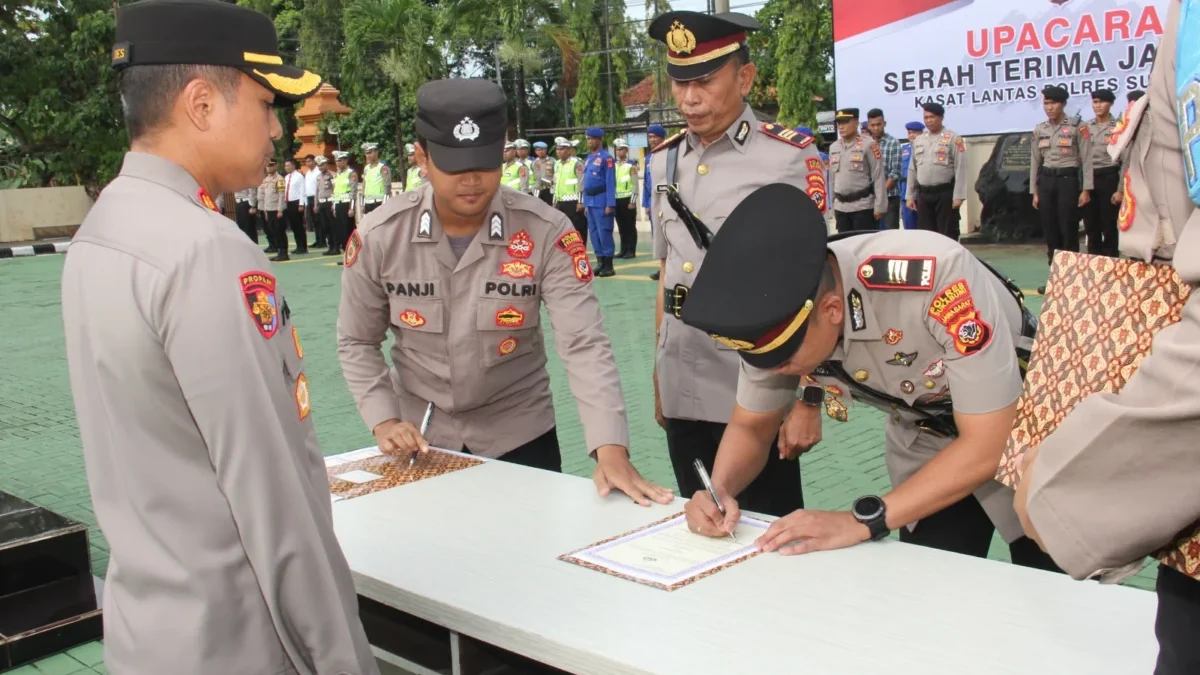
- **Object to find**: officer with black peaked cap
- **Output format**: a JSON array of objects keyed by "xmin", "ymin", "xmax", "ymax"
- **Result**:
[
  {"xmin": 677, "ymin": 183, "xmax": 1060, "ymax": 574},
  {"xmin": 646, "ymin": 9, "xmax": 827, "ymax": 520},
  {"xmin": 1031, "ymin": 83, "xmax": 1094, "ymax": 279},
  {"xmin": 1082, "ymin": 88, "xmax": 1121, "ymax": 257},
  {"xmin": 60, "ymin": 1, "xmax": 379, "ymax": 673}
]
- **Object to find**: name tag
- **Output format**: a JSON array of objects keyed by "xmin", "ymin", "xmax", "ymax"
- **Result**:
[
  {"xmin": 385, "ymin": 281, "xmax": 437, "ymax": 297},
  {"xmin": 484, "ymin": 281, "xmax": 538, "ymax": 297}
]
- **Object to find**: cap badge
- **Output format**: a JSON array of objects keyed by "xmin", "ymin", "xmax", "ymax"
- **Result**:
[
  {"xmin": 666, "ymin": 21, "xmax": 697, "ymax": 55},
  {"xmin": 711, "ymin": 335, "xmax": 754, "ymax": 350},
  {"xmin": 453, "ymin": 117, "xmax": 480, "ymax": 142}
]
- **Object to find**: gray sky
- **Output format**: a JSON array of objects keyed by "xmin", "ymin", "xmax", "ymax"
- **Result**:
[{"xmin": 625, "ymin": 0, "xmax": 769, "ymax": 24}]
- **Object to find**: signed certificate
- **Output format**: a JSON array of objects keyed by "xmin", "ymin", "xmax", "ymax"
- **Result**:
[{"xmin": 559, "ymin": 512, "xmax": 770, "ymax": 591}]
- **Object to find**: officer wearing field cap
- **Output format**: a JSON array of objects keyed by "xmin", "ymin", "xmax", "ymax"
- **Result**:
[
  {"xmin": 581, "ymin": 126, "xmax": 617, "ymax": 276},
  {"xmin": 906, "ymin": 102, "xmax": 968, "ymax": 240},
  {"xmin": 337, "ymin": 78, "xmax": 673, "ymax": 507},
  {"xmin": 1031, "ymin": 84, "xmax": 1094, "ymax": 268},
  {"xmin": 644, "ymin": 124, "xmax": 666, "ymax": 280},
  {"xmin": 501, "ymin": 141, "xmax": 529, "ymax": 194},
  {"xmin": 314, "ymin": 154, "xmax": 335, "ymax": 248},
  {"xmin": 360, "ymin": 141, "xmax": 390, "ymax": 215},
  {"xmin": 647, "ymin": 9, "xmax": 827, "ymax": 517},
  {"xmin": 676, "ymin": 183, "xmax": 1059, "ymax": 574},
  {"xmin": 61, "ymin": 1, "xmax": 377, "ymax": 673},
  {"xmin": 514, "ymin": 139, "xmax": 534, "ymax": 193},
  {"xmin": 531, "ymin": 140, "xmax": 554, "ymax": 205},
  {"xmin": 1081, "ymin": 88, "xmax": 1120, "ymax": 257},
  {"xmin": 328, "ymin": 149, "xmax": 358, "ymax": 255},
  {"xmin": 612, "ymin": 138, "xmax": 639, "ymax": 258},
  {"xmin": 404, "ymin": 142, "xmax": 425, "ymax": 191},
  {"xmin": 1018, "ymin": 2, "xmax": 1200, "ymax": 669},
  {"xmin": 553, "ymin": 135, "xmax": 588, "ymax": 243},
  {"xmin": 830, "ymin": 107, "xmax": 887, "ymax": 232}
]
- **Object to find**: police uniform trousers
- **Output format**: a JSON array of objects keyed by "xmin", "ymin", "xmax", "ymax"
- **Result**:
[
  {"xmin": 235, "ymin": 200, "xmax": 257, "ymax": 243},
  {"xmin": 1083, "ymin": 166, "xmax": 1120, "ymax": 257},
  {"xmin": 538, "ymin": 189, "xmax": 554, "ymax": 207},
  {"xmin": 916, "ymin": 183, "xmax": 959, "ymax": 241},
  {"xmin": 317, "ymin": 201, "xmax": 334, "ymax": 251},
  {"xmin": 331, "ymin": 202, "xmax": 353, "ymax": 253},
  {"xmin": 263, "ymin": 210, "xmax": 282, "ymax": 252},
  {"xmin": 1154, "ymin": 563, "xmax": 1200, "ymax": 675},
  {"xmin": 615, "ymin": 196, "xmax": 637, "ymax": 257},
  {"xmin": 364, "ymin": 201, "xmax": 383, "ymax": 216},
  {"xmin": 1036, "ymin": 167, "xmax": 1082, "ymax": 263},
  {"xmin": 306, "ymin": 196, "xmax": 326, "ymax": 247},
  {"xmin": 584, "ymin": 204, "xmax": 616, "ymax": 258},
  {"xmin": 665, "ymin": 419, "xmax": 803, "ymax": 518},
  {"xmin": 834, "ymin": 209, "xmax": 877, "ymax": 234},
  {"xmin": 461, "ymin": 427, "xmax": 562, "ymax": 473},
  {"xmin": 884, "ymin": 196, "xmax": 901, "ymax": 229},
  {"xmin": 555, "ymin": 201, "xmax": 588, "ymax": 248},
  {"xmin": 886, "ymin": 422, "xmax": 1061, "ymax": 571},
  {"xmin": 284, "ymin": 199, "xmax": 307, "ymax": 253}
]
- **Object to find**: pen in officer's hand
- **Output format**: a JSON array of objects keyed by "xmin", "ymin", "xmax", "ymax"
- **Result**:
[
  {"xmin": 410, "ymin": 402, "xmax": 434, "ymax": 468},
  {"xmin": 693, "ymin": 458, "xmax": 737, "ymax": 543}
]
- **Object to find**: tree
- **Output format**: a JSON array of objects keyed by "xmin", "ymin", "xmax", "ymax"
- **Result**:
[
  {"xmin": 752, "ymin": 0, "xmax": 833, "ymax": 127},
  {"xmin": 566, "ymin": 0, "xmax": 633, "ymax": 130},
  {"xmin": 298, "ymin": 0, "xmax": 345, "ymax": 87}
]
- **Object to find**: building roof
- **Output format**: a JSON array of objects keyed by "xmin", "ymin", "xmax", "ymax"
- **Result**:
[{"xmin": 621, "ymin": 75, "xmax": 658, "ymax": 107}]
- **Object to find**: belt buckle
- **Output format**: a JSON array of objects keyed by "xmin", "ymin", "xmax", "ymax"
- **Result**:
[{"xmin": 672, "ymin": 284, "xmax": 689, "ymax": 319}]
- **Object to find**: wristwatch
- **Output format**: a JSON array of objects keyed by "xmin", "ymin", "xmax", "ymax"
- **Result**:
[
  {"xmin": 800, "ymin": 384, "xmax": 824, "ymax": 407},
  {"xmin": 852, "ymin": 495, "xmax": 890, "ymax": 541}
]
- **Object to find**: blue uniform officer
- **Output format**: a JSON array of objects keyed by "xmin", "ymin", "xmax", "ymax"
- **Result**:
[
  {"xmin": 582, "ymin": 126, "xmax": 617, "ymax": 277},
  {"xmin": 644, "ymin": 124, "xmax": 666, "ymax": 280},
  {"xmin": 900, "ymin": 121, "xmax": 924, "ymax": 229}
]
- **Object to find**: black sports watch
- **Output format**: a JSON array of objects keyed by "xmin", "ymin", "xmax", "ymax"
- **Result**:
[
  {"xmin": 800, "ymin": 384, "xmax": 824, "ymax": 407},
  {"xmin": 852, "ymin": 495, "xmax": 890, "ymax": 541}
]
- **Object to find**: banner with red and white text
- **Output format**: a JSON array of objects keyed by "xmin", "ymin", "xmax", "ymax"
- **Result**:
[{"xmin": 832, "ymin": 0, "xmax": 1170, "ymax": 136}]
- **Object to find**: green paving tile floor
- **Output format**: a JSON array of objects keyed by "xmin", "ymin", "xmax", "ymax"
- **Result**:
[{"xmin": 0, "ymin": 240, "xmax": 1157, "ymax": 673}]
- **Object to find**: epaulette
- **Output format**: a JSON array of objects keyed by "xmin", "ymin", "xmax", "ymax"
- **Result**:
[
  {"xmin": 651, "ymin": 131, "xmax": 686, "ymax": 153},
  {"xmin": 856, "ymin": 255, "xmax": 936, "ymax": 291},
  {"xmin": 759, "ymin": 123, "xmax": 814, "ymax": 149}
]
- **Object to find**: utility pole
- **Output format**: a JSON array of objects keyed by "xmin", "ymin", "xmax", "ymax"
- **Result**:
[
  {"xmin": 604, "ymin": 0, "xmax": 614, "ymax": 124},
  {"xmin": 714, "ymin": 0, "xmax": 729, "ymax": 12},
  {"xmin": 494, "ymin": 44, "xmax": 502, "ymax": 87}
]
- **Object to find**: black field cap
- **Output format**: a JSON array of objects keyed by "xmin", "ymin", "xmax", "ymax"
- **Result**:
[
  {"xmin": 1092, "ymin": 89, "xmax": 1116, "ymax": 103},
  {"xmin": 835, "ymin": 107, "xmax": 859, "ymax": 121},
  {"xmin": 1043, "ymin": 85, "xmax": 1069, "ymax": 102},
  {"xmin": 921, "ymin": 101, "xmax": 946, "ymax": 116},
  {"xmin": 680, "ymin": 183, "xmax": 829, "ymax": 370},
  {"xmin": 112, "ymin": 0, "xmax": 321, "ymax": 105},
  {"xmin": 648, "ymin": 11, "xmax": 760, "ymax": 81},
  {"xmin": 415, "ymin": 79, "xmax": 508, "ymax": 173}
]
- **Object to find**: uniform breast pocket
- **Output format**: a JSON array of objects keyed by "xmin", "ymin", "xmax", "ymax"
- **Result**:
[
  {"xmin": 477, "ymin": 297, "xmax": 540, "ymax": 367},
  {"xmin": 390, "ymin": 299, "xmax": 447, "ymax": 359}
]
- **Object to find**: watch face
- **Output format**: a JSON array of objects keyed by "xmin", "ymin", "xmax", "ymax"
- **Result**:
[
  {"xmin": 853, "ymin": 496, "xmax": 884, "ymax": 520},
  {"xmin": 802, "ymin": 385, "xmax": 824, "ymax": 405}
]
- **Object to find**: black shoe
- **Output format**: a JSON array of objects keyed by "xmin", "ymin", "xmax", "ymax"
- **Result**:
[
  {"xmin": 264, "ymin": 247, "xmax": 278, "ymax": 254},
  {"xmin": 323, "ymin": 248, "xmax": 340, "ymax": 256},
  {"xmin": 649, "ymin": 270, "xmax": 660, "ymax": 281},
  {"xmin": 620, "ymin": 251, "xmax": 636, "ymax": 259},
  {"xmin": 271, "ymin": 253, "xmax": 290, "ymax": 262},
  {"xmin": 596, "ymin": 256, "xmax": 615, "ymax": 277},
  {"xmin": 293, "ymin": 248, "xmax": 308, "ymax": 255}
]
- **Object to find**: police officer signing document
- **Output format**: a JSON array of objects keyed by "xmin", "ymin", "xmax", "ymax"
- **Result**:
[
  {"xmin": 677, "ymin": 183, "xmax": 1060, "ymax": 573},
  {"xmin": 648, "ymin": 10, "xmax": 827, "ymax": 518},
  {"xmin": 1018, "ymin": 1, "xmax": 1200, "ymax": 671},
  {"xmin": 337, "ymin": 78, "xmax": 673, "ymax": 505},
  {"xmin": 60, "ymin": 1, "xmax": 377, "ymax": 673}
]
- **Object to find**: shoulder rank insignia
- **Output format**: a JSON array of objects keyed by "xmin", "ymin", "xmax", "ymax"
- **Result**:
[
  {"xmin": 651, "ymin": 131, "xmax": 686, "ymax": 153},
  {"xmin": 759, "ymin": 123, "xmax": 814, "ymax": 149},
  {"xmin": 857, "ymin": 256, "xmax": 936, "ymax": 291}
]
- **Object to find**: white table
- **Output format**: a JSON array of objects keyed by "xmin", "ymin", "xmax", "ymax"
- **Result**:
[{"xmin": 333, "ymin": 454, "xmax": 1160, "ymax": 675}]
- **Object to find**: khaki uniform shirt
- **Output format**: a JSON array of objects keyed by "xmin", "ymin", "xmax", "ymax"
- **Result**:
[
  {"xmin": 736, "ymin": 230, "xmax": 1029, "ymax": 541},
  {"xmin": 533, "ymin": 156, "xmax": 555, "ymax": 191},
  {"xmin": 317, "ymin": 169, "xmax": 334, "ymax": 201},
  {"xmin": 1030, "ymin": 117, "xmax": 1095, "ymax": 192},
  {"xmin": 60, "ymin": 152, "xmax": 377, "ymax": 675},
  {"xmin": 905, "ymin": 128, "xmax": 970, "ymax": 202},
  {"xmin": 337, "ymin": 185, "xmax": 628, "ymax": 457},
  {"xmin": 830, "ymin": 134, "xmax": 888, "ymax": 214},
  {"xmin": 651, "ymin": 104, "xmax": 825, "ymax": 422},
  {"xmin": 1085, "ymin": 117, "xmax": 1118, "ymax": 169},
  {"xmin": 258, "ymin": 171, "xmax": 285, "ymax": 211},
  {"xmin": 1027, "ymin": 0, "xmax": 1200, "ymax": 581}
]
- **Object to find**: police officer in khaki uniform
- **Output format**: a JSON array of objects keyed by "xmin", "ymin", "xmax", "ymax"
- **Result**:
[
  {"xmin": 905, "ymin": 102, "xmax": 969, "ymax": 240},
  {"xmin": 1031, "ymin": 84, "xmax": 1094, "ymax": 265},
  {"xmin": 531, "ymin": 140, "xmax": 555, "ymax": 205},
  {"xmin": 648, "ymin": 10, "xmax": 827, "ymax": 517},
  {"xmin": 677, "ymin": 183, "xmax": 1060, "ymax": 571},
  {"xmin": 60, "ymin": 1, "xmax": 377, "ymax": 673},
  {"xmin": 337, "ymin": 78, "xmax": 673, "ymax": 506},
  {"xmin": 258, "ymin": 158, "xmax": 285, "ymax": 253},
  {"xmin": 829, "ymin": 107, "xmax": 887, "ymax": 233},
  {"xmin": 1082, "ymin": 88, "xmax": 1121, "ymax": 257},
  {"xmin": 315, "ymin": 154, "xmax": 335, "ymax": 250},
  {"xmin": 1017, "ymin": 2, "xmax": 1200, "ymax": 670},
  {"xmin": 234, "ymin": 183, "xmax": 258, "ymax": 242}
]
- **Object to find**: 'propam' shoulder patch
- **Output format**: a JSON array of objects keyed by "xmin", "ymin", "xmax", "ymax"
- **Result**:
[
  {"xmin": 856, "ymin": 256, "xmax": 936, "ymax": 291},
  {"xmin": 758, "ymin": 123, "xmax": 814, "ymax": 149}
]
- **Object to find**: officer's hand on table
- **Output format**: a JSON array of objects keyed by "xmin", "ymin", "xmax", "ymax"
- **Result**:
[
  {"xmin": 372, "ymin": 418, "xmax": 429, "ymax": 457},
  {"xmin": 1078, "ymin": 190, "xmax": 1091, "ymax": 207},
  {"xmin": 1032, "ymin": 194, "xmax": 1039, "ymax": 210},
  {"xmin": 685, "ymin": 489, "xmax": 740, "ymax": 537},
  {"xmin": 593, "ymin": 445, "xmax": 675, "ymax": 506},
  {"xmin": 777, "ymin": 400, "xmax": 821, "ymax": 460},
  {"xmin": 952, "ymin": 199, "xmax": 964, "ymax": 209},
  {"xmin": 756, "ymin": 509, "xmax": 870, "ymax": 555},
  {"xmin": 1013, "ymin": 445, "xmax": 1046, "ymax": 550}
]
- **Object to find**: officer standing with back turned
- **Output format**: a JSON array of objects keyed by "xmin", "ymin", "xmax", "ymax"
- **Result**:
[{"xmin": 648, "ymin": 10, "xmax": 827, "ymax": 517}]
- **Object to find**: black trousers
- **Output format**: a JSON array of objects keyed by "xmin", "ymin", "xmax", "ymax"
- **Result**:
[
  {"xmin": 615, "ymin": 196, "xmax": 637, "ymax": 256},
  {"xmin": 317, "ymin": 202, "xmax": 333, "ymax": 249},
  {"xmin": 1036, "ymin": 171, "xmax": 1082, "ymax": 264},
  {"xmin": 332, "ymin": 202, "xmax": 353, "ymax": 253},
  {"xmin": 665, "ymin": 418, "xmax": 803, "ymax": 518},
  {"xmin": 307, "ymin": 197, "xmax": 325, "ymax": 247},
  {"xmin": 463, "ymin": 428, "xmax": 562, "ymax": 473},
  {"xmin": 916, "ymin": 185, "xmax": 960, "ymax": 240},
  {"xmin": 898, "ymin": 493, "xmax": 1063, "ymax": 572},
  {"xmin": 1084, "ymin": 168, "xmax": 1121, "ymax": 257},
  {"xmin": 285, "ymin": 200, "xmax": 306, "ymax": 252},
  {"xmin": 264, "ymin": 210, "xmax": 281, "ymax": 251},
  {"xmin": 1155, "ymin": 564, "xmax": 1200, "ymax": 675},
  {"xmin": 556, "ymin": 201, "xmax": 588, "ymax": 248},
  {"xmin": 884, "ymin": 196, "xmax": 901, "ymax": 229},
  {"xmin": 235, "ymin": 201, "xmax": 257, "ymax": 243},
  {"xmin": 834, "ymin": 209, "xmax": 877, "ymax": 233},
  {"xmin": 538, "ymin": 189, "xmax": 554, "ymax": 206},
  {"xmin": 364, "ymin": 201, "xmax": 383, "ymax": 215}
]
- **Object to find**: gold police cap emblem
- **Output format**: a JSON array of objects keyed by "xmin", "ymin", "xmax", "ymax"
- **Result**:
[
  {"xmin": 711, "ymin": 334, "xmax": 754, "ymax": 351},
  {"xmin": 666, "ymin": 21, "xmax": 697, "ymax": 55}
]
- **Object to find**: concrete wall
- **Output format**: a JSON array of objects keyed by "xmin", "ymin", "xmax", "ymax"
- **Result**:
[{"xmin": 0, "ymin": 186, "xmax": 93, "ymax": 243}]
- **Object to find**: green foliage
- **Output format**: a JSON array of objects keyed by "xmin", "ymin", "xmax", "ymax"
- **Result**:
[
  {"xmin": 752, "ymin": 0, "xmax": 833, "ymax": 128},
  {"xmin": 567, "ymin": 0, "xmax": 631, "ymax": 128},
  {"xmin": 316, "ymin": 88, "xmax": 410, "ymax": 168},
  {"xmin": 299, "ymin": 0, "xmax": 345, "ymax": 87}
]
